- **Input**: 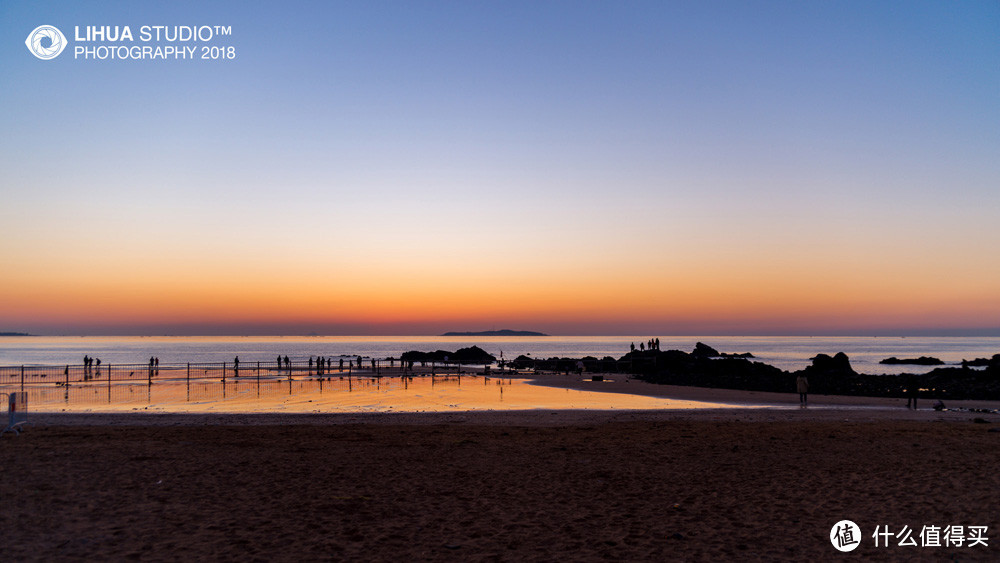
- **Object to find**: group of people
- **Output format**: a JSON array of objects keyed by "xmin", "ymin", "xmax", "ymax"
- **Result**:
[
  {"xmin": 268, "ymin": 355, "xmax": 420, "ymax": 376},
  {"xmin": 629, "ymin": 338, "xmax": 661, "ymax": 352},
  {"xmin": 147, "ymin": 356, "xmax": 161, "ymax": 377},
  {"xmin": 81, "ymin": 355, "xmax": 102, "ymax": 380},
  {"xmin": 305, "ymin": 356, "xmax": 348, "ymax": 375},
  {"xmin": 794, "ymin": 373, "xmax": 925, "ymax": 409}
]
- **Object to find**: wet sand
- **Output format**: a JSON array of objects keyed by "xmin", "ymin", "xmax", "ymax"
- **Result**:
[{"xmin": 4, "ymin": 390, "xmax": 1000, "ymax": 560}]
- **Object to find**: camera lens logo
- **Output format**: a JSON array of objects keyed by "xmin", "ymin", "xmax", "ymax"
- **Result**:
[{"xmin": 25, "ymin": 25, "xmax": 68, "ymax": 60}]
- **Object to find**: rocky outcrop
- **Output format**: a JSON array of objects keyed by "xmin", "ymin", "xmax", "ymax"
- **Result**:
[
  {"xmin": 880, "ymin": 356, "xmax": 944, "ymax": 365},
  {"xmin": 401, "ymin": 346, "xmax": 495, "ymax": 364},
  {"xmin": 691, "ymin": 342, "xmax": 720, "ymax": 357}
]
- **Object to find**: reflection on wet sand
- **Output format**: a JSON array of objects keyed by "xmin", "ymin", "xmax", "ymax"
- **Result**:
[{"xmin": 11, "ymin": 375, "xmax": 743, "ymax": 413}]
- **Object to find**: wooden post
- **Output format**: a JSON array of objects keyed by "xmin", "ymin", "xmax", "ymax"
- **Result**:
[
  {"xmin": 20, "ymin": 365, "xmax": 25, "ymax": 393},
  {"xmin": 186, "ymin": 363, "xmax": 190, "ymax": 384},
  {"xmin": 222, "ymin": 361, "xmax": 226, "ymax": 383}
]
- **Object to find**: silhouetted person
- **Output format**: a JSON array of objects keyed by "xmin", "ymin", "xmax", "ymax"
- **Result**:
[
  {"xmin": 906, "ymin": 374, "xmax": 919, "ymax": 409},
  {"xmin": 796, "ymin": 374, "xmax": 809, "ymax": 407},
  {"xmin": 284, "ymin": 356, "xmax": 290, "ymax": 371},
  {"xmin": 655, "ymin": 338, "xmax": 660, "ymax": 350},
  {"xmin": 339, "ymin": 358, "xmax": 344, "ymax": 371},
  {"xmin": 640, "ymin": 342, "xmax": 645, "ymax": 352},
  {"xmin": 234, "ymin": 356, "xmax": 240, "ymax": 377},
  {"xmin": 630, "ymin": 343, "xmax": 635, "ymax": 352}
]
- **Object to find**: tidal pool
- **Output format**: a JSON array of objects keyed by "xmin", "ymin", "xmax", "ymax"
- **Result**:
[{"xmin": 6, "ymin": 375, "xmax": 747, "ymax": 413}]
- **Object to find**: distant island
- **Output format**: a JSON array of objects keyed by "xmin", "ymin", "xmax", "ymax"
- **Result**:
[
  {"xmin": 0, "ymin": 332, "xmax": 33, "ymax": 337},
  {"xmin": 440, "ymin": 329, "xmax": 548, "ymax": 337}
]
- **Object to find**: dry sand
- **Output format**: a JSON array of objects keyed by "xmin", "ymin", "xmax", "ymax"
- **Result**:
[{"xmin": 3, "ymin": 383, "xmax": 1000, "ymax": 561}]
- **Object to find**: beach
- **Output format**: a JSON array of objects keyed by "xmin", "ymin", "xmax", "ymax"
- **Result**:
[{"xmin": 4, "ymin": 384, "xmax": 1000, "ymax": 561}]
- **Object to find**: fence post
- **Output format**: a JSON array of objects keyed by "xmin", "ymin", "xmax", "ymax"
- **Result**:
[
  {"xmin": 20, "ymin": 365, "xmax": 25, "ymax": 393},
  {"xmin": 65, "ymin": 365, "xmax": 69, "ymax": 387},
  {"xmin": 186, "ymin": 363, "xmax": 190, "ymax": 384},
  {"xmin": 222, "ymin": 361, "xmax": 226, "ymax": 382}
]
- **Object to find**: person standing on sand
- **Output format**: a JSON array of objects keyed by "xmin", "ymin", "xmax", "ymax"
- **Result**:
[
  {"xmin": 906, "ymin": 374, "xmax": 919, "ymax": 409},
  {"xmin": 796, "ymin": 374, "xmax": 809, "ymax": 407}
]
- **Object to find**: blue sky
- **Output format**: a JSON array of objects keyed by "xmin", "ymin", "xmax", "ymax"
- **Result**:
[{"xmin": 1, "ymin": 1, "xmax": 998, "ymax": 335}]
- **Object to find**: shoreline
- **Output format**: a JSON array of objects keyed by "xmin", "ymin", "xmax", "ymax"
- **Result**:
[{"xmin": 11, "ymin": 371, "xmax": 1000, "ymax": 426}]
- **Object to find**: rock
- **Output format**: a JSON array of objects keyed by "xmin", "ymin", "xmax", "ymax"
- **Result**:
[
  {"xmin": 400, "ymin": 346, "xmax": 495, "ymax": 364},
  {"xmin": 879, "ymin": 356, "xmax": 944, "ymax": 365},
  {"xmin": 806, "ymin": 352, "xmax": 856, "ymax": 377},
  {"xmin": 692, "ymin": 342, "xmax": 720, "ymax": 357}
]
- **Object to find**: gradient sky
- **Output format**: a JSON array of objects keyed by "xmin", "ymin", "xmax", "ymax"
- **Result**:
[{"xmin": 1, "ymin": 1, "xmax": 998, "ymax": 336}]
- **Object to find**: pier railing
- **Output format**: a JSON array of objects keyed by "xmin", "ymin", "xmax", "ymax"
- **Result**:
[
  {"xmin": 0, "ymin": 358, "xmax": 496, "ymax": 391},
  {"xmin": 0, "ymin": 355, "xmax": 641, "ymax": 392}
]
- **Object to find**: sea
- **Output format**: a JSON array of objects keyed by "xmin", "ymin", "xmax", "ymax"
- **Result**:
[{"xmin": 1, "ymin": 335, "xmax": 998, "ymax": 375}]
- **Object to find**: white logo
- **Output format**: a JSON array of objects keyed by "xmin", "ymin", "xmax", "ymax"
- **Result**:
[
  {"xmin": 25, "ymin": 25, "xmax": 68, "ymax": 60},
  {"xmin": 831, "ymin": 520, "xmax": 862, "ymax": 552}
]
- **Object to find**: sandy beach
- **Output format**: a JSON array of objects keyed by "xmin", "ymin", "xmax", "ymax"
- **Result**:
[{"xmin": 4, "ymin": 380, "xmax": 1000, "ymax": 561}]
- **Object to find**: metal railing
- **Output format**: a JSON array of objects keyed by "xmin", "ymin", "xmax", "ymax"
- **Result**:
[{"xmin": 0, "ymin": 357, "xmax": 500, "ymax": 390}]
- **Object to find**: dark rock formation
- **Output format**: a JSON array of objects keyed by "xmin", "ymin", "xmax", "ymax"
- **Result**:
[
  {"xmin": 963, "ymin": 354, "xmax": 1000, "ymax": 367},
  {"xmin": 691, "ymin": 342, "xmax": 720, "ymax": 357},
  {"xmin": 688, "ymin": 342, "xmax": 753, "ymax": 359},
  {"xmin": 506, "ymin": 347, "xmax": 1000, "ymax": 401},
  {"xmin": 880, "ymin": 356, "xmax": 944, "ymax": 365},
  {"xmin": 719, "ymin": 351, "xmax": 755, "ymax": 358},
  {"xmin": 806, "ymin": 352, "xmax": 856, "ymax": 376},
  {"xmin": 400, "ymin": 346, "xmax": 495, "ymax": 364}
]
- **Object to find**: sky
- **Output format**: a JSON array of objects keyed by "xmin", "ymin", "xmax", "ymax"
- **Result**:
[{"xmin": 1, "ymin": 0, "xmax": 998, "ymax": 336}]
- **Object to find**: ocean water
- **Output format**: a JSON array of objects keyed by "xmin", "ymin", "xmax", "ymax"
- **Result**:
[{"xmin": 1, "ymin": 335, "xmax": 998, "ymax": 375}]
